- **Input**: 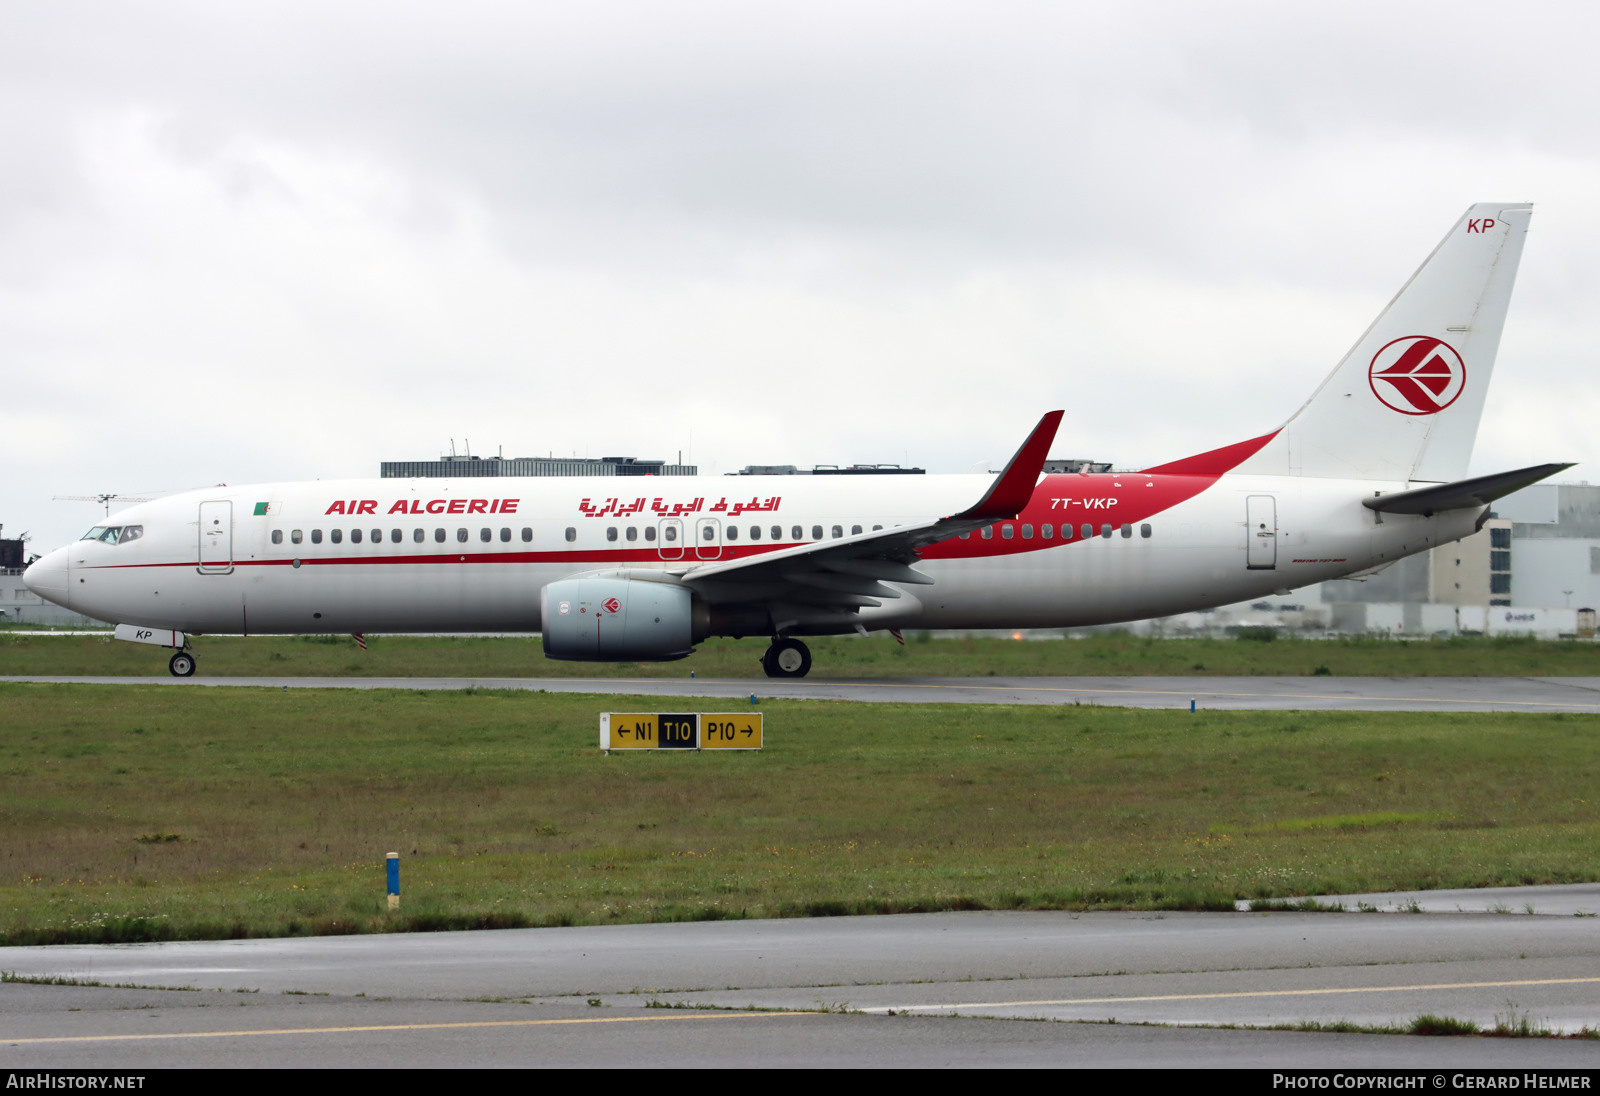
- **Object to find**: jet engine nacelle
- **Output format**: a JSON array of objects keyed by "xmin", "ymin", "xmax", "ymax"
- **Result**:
[{"xmin": 541, "ymin": 578, "xmax": 699, "ymax": 661}]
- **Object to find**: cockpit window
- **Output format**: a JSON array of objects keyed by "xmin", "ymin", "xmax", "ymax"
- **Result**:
[{"xmin": 81, "ymin": 525, "xmax": 144, "ymax": 545}]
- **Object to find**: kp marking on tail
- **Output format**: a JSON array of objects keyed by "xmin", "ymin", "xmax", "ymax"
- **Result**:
[{"xmin": 25, "ymin": 204, "xmax": 1571, "ymax": 679}]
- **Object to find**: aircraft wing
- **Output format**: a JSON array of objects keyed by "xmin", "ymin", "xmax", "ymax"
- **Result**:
[{"xmin": 675, "ymin": 412, "xmax": 1062, "ymax": 626}]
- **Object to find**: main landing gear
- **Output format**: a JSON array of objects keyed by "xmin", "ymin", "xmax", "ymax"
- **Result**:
[
  {"xmin": 761, "ymin": 637, "xmax": 811, "ymax": 679},
  {"xmin": 168, "ymin": 650, "xmax": 196, "ymax": 678}
]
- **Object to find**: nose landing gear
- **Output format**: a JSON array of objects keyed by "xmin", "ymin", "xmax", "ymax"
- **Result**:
[
  {"xmin": 168, "ymin": 651, "xmax": 196, "ymax": 678},
  {"xmin": 761, "ymin": 637, "xmax": 811, "ymax": 679}
]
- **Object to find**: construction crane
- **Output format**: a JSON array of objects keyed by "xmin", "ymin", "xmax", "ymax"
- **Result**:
[{"xmin": 53, "ymin": 493, "xmax": 156, "ymax": 517}]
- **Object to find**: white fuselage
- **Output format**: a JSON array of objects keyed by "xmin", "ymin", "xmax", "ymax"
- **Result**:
[{"xmin": 24, "ymin": 470, "xmax": 1482, "ymax": 637}]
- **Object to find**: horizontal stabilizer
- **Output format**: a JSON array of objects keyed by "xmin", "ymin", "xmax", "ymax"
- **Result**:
[{"xmin": 1361, "ymin": 463, "xmax": 1573, "ymax": 517}]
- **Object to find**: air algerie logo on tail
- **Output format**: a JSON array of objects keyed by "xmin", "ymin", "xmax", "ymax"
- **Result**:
[{"xmin": 1368, "ymin": 336, "xmax": 1466, "ymax": 416}]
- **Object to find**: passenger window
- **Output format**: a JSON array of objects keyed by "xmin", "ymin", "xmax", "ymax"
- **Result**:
[
  {"xmin": 435, "ymin": 528, "xmax": 446, "ymax": 543},
  {"xmin": 391, "ymin": 529, "xmax": 403, "ymax": 544},
  {"xmin": 702, "ymin": 526, "xmax": 715, "ymax": 541},
  {"xmin": 1121, "ymin": 524, "xmax": 1132, "ymax": 538},
  {"xmin": 625, "ymin": 527, "xmax": 637, "ymax": 542},
  {"xmin": 1039, "ymin": 524, "xmax": 1051, "ymax": 540},
  {"xmin": 749, "ymin": 526, "xmax": 760, "ymax": 540},
  {"xmin": 663, "ymin": 526, "xmax": 676, "ymax": 542},
  {"xmin": 371, "ymin": 528, "xmax": 382, "ymax": 543},
  {"xmin": 790, "ymin": 526, "xmax": 801, "ymax": 540},
  {"xmin": 1100, "ymin": 524, "xmax": 1112, "ymax": 539},
  {"xmin": 606, "ymin": 527, "xmax": 618, "ymax": 542},
  {"xmin": 480, "ymin": 528, "xmax": 491, "ymax": 542},
  {"xmin": 1082, "ymin": 524, "xmax": 1093, "ymax": 539},
  {"xmin": 645, "ymin": 527, "xmax": 656, "ymax": 542},
  {"xmin": 330, "ymin": 529, "xmax": 342, "ymax": 544},
  {"xmin": 981, "ymin": 527, "xmax": 993, "ymax": 540},
  {"xmin": 272, "ymin": 530, "xmax": 283, "ymax": 545},
  {"xmin": 500, "ymin": 527, "xmax": 510, "ymax": 542},
  {"xmin": 413, "ymin": 528, "xmax": 424, "ymax": 543},
  {"xmin": 774, "ymin": 526, "xmax": 783, "ymax": 541},
  {"xmin": 1001, "ymin": 524, "xmax": 1014, "ymax": 540},
  {"xmin": 458, "ymin": 528, "xmax": 469, "ymax": 543},
  {"xmin": 831, "ymin": 525, "xmax": 843, "ymax": 539},
  {"xmin": 1141, "ymin": 523, "xmax": 1152, "ymax": 539},
  {"xmin": 726, "ymin": 526, "xmax": 738, "ymax": 541},
  {"xmin": 351, "ymin": 529, "xmax": 362, "ymax": 544},
  {"xmin": 851, "ymin": 525, "xmax": 862, "ymax": 535},
  {"xmin": 565, "ymin": 527, "xmax": 576, "ymax": 542},
  {"xmin": 1060, "ymin": 524, "xmax": 1071, "ymax": 539},
  {"xmin": 812, "ymin": 525, "xmax": 823, "ymax": 540},
  {"xmin": 311, "ymin": 529, "xmax": 323, "ymax": 544},
  {"xmin": 521, "ymin": 528, "xmax": 532, "ymax": 542},
  {"xmin": 291, "ymin": 529, "xmax": 303, "ymax": 544}
]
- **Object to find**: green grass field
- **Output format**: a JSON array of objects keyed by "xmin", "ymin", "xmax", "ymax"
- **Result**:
[
  {"xmin": 0, "ymin": 682, "xmax": 1595, "ymax": 945},
  {"xmin": 3, "ymin": 630, "xmax": 1599, "ymax": 678}
]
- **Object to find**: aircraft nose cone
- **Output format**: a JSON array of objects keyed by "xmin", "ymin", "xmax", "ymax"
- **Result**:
[{"xmin": 22, "ymin": 548, "xmax": 70, "ymax": 608}]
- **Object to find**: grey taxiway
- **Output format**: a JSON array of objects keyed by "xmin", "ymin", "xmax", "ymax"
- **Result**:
[
  {"xmin": 6, "ymin": 673, "xmax": 1600, "ymax": 712},
  {"xmin": 4, "ymin": 886, "xmax": 1599, "ymax": 1068}
]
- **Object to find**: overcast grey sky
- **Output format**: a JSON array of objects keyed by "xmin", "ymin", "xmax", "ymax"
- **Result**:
[{"xmin": 6, "ymin": 0, "xmax": 1598, "ymax": 552}]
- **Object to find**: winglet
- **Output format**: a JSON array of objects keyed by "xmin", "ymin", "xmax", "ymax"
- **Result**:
[{"xmin": 951, "ymin": 410, "xmax": 1063, "ymax": 522}]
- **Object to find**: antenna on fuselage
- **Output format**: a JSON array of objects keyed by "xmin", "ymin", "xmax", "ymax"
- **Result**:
[{"xmin": 53, "ymin": 493, "xmax": 156, "ymax": 517}]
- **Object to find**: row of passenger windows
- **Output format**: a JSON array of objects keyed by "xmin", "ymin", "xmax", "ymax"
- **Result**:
[
  {"xmin": 269, "ymin": 523, "xmax": 889, "ymax": 547},
  {"xmin": 581, "ymin": 523, "xmax": 1148, "ymax": 544},
  {"xmin": 272, "ymin": 527, "xmax": 534, "ymax": 546},
  {"xmin": 267, "ymin": 525, "xmax": 873, "ymax": 548},
  {"xmin": 268, "ymin": 521, "xmax": 1155, "ymax": 549},
  {"xmin": 962, "ymin": 523, "xmax": 1153, "ymax": 540}
]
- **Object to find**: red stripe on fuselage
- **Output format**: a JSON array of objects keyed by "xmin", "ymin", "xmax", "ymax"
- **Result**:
[
  {"xmin": 1138, "ymin": 429, "xmax": 1279, "ymax": 477},
  {"xmin": 920, "ymin": 472, "xmax": 1218, "ymax": 560}
]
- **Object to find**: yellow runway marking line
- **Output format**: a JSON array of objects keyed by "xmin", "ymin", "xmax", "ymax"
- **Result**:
[
  {"xmin": 2, "ymin": 1009, "xmax": 817, "ymax": 1045},
  {"xmin": 868, "ymin": 975, "xmax": 1600, "ymax": 1013}
]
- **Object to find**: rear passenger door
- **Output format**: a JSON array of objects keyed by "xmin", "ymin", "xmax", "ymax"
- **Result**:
[{"xmin": 1246, "ymin": 495, "xmax": 1277, "ymax": 570}]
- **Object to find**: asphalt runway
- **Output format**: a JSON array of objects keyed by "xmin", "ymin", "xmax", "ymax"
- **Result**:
[
  {"xmin": 4, "ymin": 886, "xmax": 1600, "ymax": 1068},
  {"xmin": 6, "ymin": 674, "xmax": 1600, "ymax": 712}
]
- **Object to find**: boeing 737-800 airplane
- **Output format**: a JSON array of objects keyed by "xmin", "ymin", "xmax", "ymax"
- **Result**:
[{"xmin": 24, "ymin": 203, "xmax": 1571, "ymax": 678}]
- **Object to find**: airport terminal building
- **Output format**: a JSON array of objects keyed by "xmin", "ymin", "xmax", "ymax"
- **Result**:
[{"xmin": 380, "ymin": 454, "xmax": 697, "ymax": 478}]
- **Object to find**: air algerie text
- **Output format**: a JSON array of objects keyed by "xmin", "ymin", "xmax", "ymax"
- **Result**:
[{"xmin": 322, "ymin": 499, "xmax": 521, "ymax": 516}]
